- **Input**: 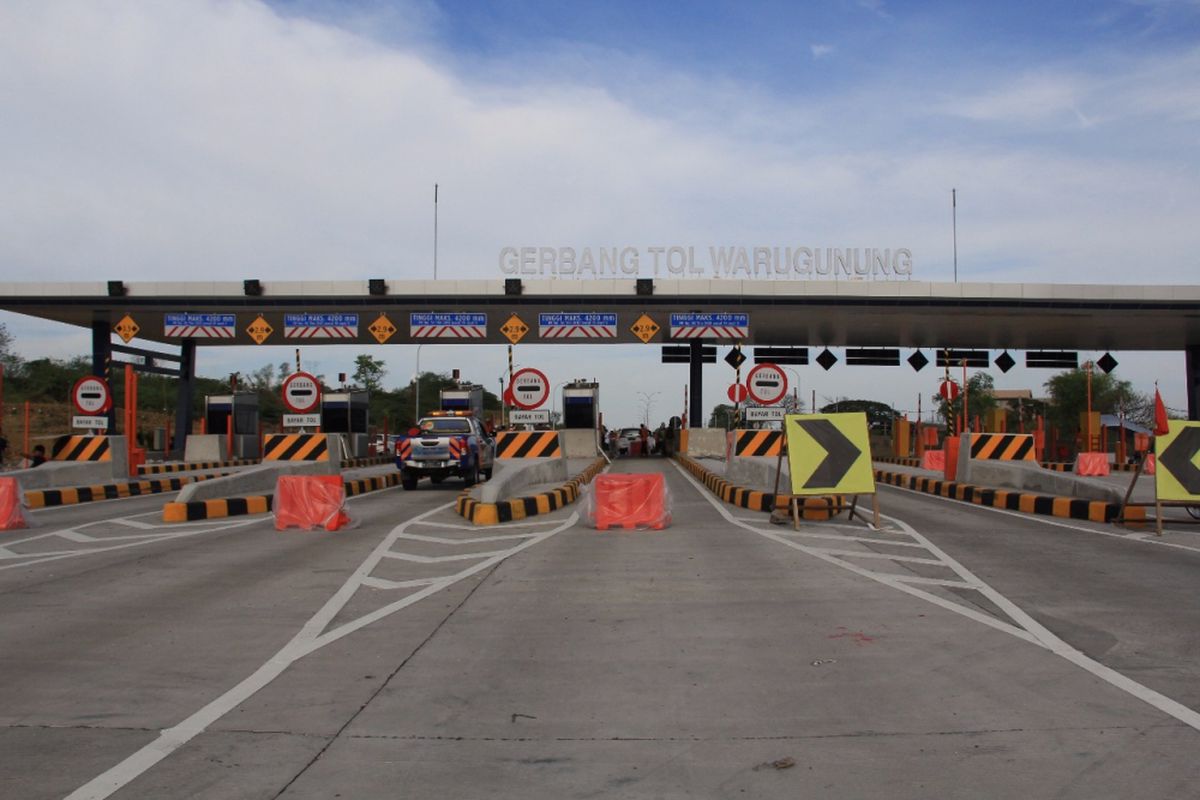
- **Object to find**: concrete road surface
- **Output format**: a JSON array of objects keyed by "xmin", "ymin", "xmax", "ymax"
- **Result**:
[{"xmin": 2, "ymin": 459, "xmax": 1199, "ymax": 799}]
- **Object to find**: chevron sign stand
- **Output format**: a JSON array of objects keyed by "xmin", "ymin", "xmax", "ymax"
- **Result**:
[{"xmin": 783, "ymin": 412, "xmax": 881, "ymax": 530}]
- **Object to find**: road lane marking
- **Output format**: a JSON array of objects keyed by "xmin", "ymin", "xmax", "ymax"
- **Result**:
[
  {"xmin": 805, "ymin": 548, "xmax": 947, "ymax": 565},
  {"xmin": 881, "ymin": 483, "xmax": 1200, "ymax": 556},
  {"xmin": 0, "ymin": 518, "xmax": 261, "ymax": 572},
  {"xmin": 65, "ymin": 505, "xmax": 578, "ymax": 800},
  {"xmin": 670, "ymin": 460, "xmax": 1200, "ymax": 734},
  {"xmin": 397, "ymin": 532, "xmax": 538, "ymax": 545}
]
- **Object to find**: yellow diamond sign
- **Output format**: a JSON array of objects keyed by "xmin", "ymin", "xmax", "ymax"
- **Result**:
[
  {"xmin": 246, "ymin": 315, "xmax": 274, "ymax": 345},
  {"xmin": 784, "ymin": 412, "xmax": 876, "ymax": 496},
  {"xmin": 113, "ymin": 315, "xmax": 139, "ymax": 343},
  {"xmin": 631, "ymin": 314, "xmax": 660, "ymax": 343},
  {"xmin": 368, "ymin": 313, "xmax": 397, "ymax": 344},
  {"xmin": 500, "ymin": 313, "xmax": 529, "ymax": 344}
]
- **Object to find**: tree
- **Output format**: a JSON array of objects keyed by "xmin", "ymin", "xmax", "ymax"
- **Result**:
[
  {"xmin": 708, "ymin": 403, "xmax": 736, "ymax": 429},
  {"xmin": 936, "ymin": 372, "xmax": 997, "ymax": 430},
  {"xmin": 246, "ymin": 364, "xmax": 275, "ymax": 390},
  {"xmin": 353, "ymin": 354, "xmax": 386, "ymax": 393},
  {"xmin": 0, "ymin": 322, "xmax": 20, "ymax": 376},
  {"xmin": 1044, "ymin": 368, "xmax": 1137, "ymax": 436},
  {"xmin": 818, "ymin": 398, "xmax": 898, "ymax": 432}
]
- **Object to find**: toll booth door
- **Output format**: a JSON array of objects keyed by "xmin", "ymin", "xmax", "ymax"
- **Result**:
[{"xmin": 206, "ymin": 404, "xmax": 232, "ymax": 435}]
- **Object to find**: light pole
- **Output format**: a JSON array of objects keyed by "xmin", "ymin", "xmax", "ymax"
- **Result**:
[
  {"xmin": 637, "ymin": 391, "xmax": 660, "ymax": 428},
  {"xmin": 412, "ymin": 344, "xmax": 425, "ymax": 424},
  {"xmin": 499, "ymin": 364, "xmax": 522, "ymax": 428},
  {"xmin": 781, "ymin": 367, "xmax": 802, "ymax": 413},
  {"xmin": 1083, "ymin": 360, "xmax": 1095, "ymax": 452}
]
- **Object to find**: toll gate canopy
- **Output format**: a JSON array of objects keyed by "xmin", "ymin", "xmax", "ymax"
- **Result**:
[{"xmin": 2, "ymin": 278, "xmax": 1199, "ymax": 432}]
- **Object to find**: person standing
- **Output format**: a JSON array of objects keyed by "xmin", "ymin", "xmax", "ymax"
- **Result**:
[
  {"xmin": 22, "ymin": 444, "xmax": 46, "ymax": 467},
  {"xmin": 0, "ymin": 429, "xmax": 8, "ymax": 468},
  {"xmin": 638, "ymin": 424, "xmax": 649, "ymax": 458}
]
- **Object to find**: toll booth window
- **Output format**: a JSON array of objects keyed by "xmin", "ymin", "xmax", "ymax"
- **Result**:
[
  {"xmin": 234, "ymin": 408, "xmax": 257, "ymax": 435},
  {"xmin": 564, "ymin": 404, "xmax": 594, "ymax": 429},
  {"xmin": 206, "ymin": 409, "xmax": 231, "ymax": 433},
  {"xmin": 419, "ymin": 418, "xmax": 471, "ymax": 433},
  {"xmin": 322, "ymin": 408, "xmax": 350, "ymax": 433}
]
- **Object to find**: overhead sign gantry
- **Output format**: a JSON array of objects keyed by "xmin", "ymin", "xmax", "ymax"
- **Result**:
[{"xmin": 1, "ymin": 277, "xmax": 1198, "ymax": 441}]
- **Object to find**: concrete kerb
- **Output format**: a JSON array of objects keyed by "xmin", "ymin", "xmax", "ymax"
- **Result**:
[
  {"xmin": 873, "ymin": 467, "xmax": 1146, "ymax": 525},
  {"xmin": 877, "ymin": 455, "xmax": 1126, "ymax": 504},
  {"xmin": 174, "ymin": 460, "xmax": 339, "ymax": 504},
  {"xmin": 478, "ymin": 457, "xmax": 569, "ymax": 504},
  {"xmin": 456, "ymin": 457, "xmax": 607, "ymax": 526},
  {"xmin": 24, "ymin": 471, "xmax": 233, "ymax": 509},
  {"xmin": 161, "ymin": 469, "xmax": 403, "ymax": 523},
  {"xmin": 559, "ymin": 428, "xmax": 600, "ymax": 458},
  {"xmin": 727, "ymin": 455, "xmax": 790, "ymax": 495},
  {"xmin": 674, "ymin": 454, "xmax": 845, "ymax": 520},
  {"xmin": 683, "ymin": 428, "xmax": 728, "ymax": 458},
  {"xmin": 139, "ymin": 458, "xmax": 259, "ymax": 475},
  {"xmin": 8, "ymin": 435, "xmax": 130, "ymax": 491}
]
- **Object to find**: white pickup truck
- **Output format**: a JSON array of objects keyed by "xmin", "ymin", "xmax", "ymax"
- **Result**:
[{"xmin": 394, "ymin": 413, "xmax": 495, "ymax": 490}]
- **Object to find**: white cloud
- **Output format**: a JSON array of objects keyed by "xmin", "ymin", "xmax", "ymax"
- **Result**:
[
  {"xmin": 0, "ymin": 1, "xmax": 1197, "ymax": 419},
  {"xmin": 810, "ymin": 43, "xmax": 835, "ymax": 59}
]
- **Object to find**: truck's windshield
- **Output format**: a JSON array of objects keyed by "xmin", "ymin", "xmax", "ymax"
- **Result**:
[{"xmin": 418, "ymin": 418, "xmax": 472, "ymax": 434}]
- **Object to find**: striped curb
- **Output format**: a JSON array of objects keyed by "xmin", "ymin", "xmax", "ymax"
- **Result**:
[
  {"xmin": 878, "ymin": 456, "xmax": 1146, "ymax": 476},
  {"xmin": 25, "ymin": 472, "xmax": 232, "ymax": 509},
  {"xmin": 138, "ymin": 458, "xmax": 259, "ymax": 475},
  {"xmin": 456, "ymin": 458, "xmax": 607, "ymax": 526},
  {"xmin": 341, "ymin": 454, "xmax": 394, "ymax": 468},
  {"xmin": 873, "ymin": 468, "xmax": 1146, "ymax": 524},
  {"xmin": 674, "ymin": 454, "xmax": 845, "ymax": 520},
  {"xmin": 876, "ymin": 457, "xmax": 922, "ymax": 468},
  {"xmin": 161, "ymin": 470, "xmax": 405, "ymax": 523},
  {"xmin": 1041, "ymin": 461, "xmax": 1144, "ymax": 473},
  {"xmin": 140, "ymin": 454, "xmax": 389, "ymax": 476}
]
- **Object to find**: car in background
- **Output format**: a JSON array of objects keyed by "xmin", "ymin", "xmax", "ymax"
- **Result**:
[
  {"xmin": 619, "ymin": 428, "xmax": 640, "ymax": 455},
  {"xmin": 370, "ymin": 434, "xmax": 400, "ymax": 455}
]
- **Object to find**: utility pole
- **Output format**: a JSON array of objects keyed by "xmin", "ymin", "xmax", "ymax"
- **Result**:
[{"xmin": 950, "ymin": 188, "xmax": 960, "ymax": 284}]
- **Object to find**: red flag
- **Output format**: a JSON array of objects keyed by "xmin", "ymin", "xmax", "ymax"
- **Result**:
[{"xmin": 1154, "ymin": 386, "xmax": 1170, "ymax": 436}]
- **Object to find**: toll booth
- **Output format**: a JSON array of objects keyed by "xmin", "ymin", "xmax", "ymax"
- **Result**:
[
  {"xmin": 321, "ymin": 390, "xmax": 370, "ymax": 458},
  {"xmin": 562, "ymin": 380, "xmax": 600, "ymax": 429},
  {"xmin": 204, "ymin": 393, "xmax": 261, "ymax": 459}
]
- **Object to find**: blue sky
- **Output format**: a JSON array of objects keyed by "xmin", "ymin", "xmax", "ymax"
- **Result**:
[{"xmin": 1, "ymin": 0, "xmax": 1198, "ymax": 423}]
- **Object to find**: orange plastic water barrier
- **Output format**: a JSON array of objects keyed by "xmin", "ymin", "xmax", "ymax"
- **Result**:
[
  {"xmin": 1074, "ymin": 452, "xmax": 1111, "ymax": 477},
  {"xmin": 944, "ymin": 436, "xmax": 961, "ymax": 481},
  {"xmin": 920, "ymin": 450, "xmax": 945, "ymax": 472},
  {"xmin": 591, "ymin": 473, "xmax": 670, "ymax": 530},
  {"xmin": 273, "ymin": 474, "xmax": 350, "ymax": 531},
  {"xmin": 0, "ymin": 477, "xmax": 26, "ymax": 530}
]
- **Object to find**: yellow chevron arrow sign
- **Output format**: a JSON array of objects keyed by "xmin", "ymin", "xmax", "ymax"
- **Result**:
[{"xmin": 784, "ymin": 412, "xmax": 876, "ymax": 496}]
